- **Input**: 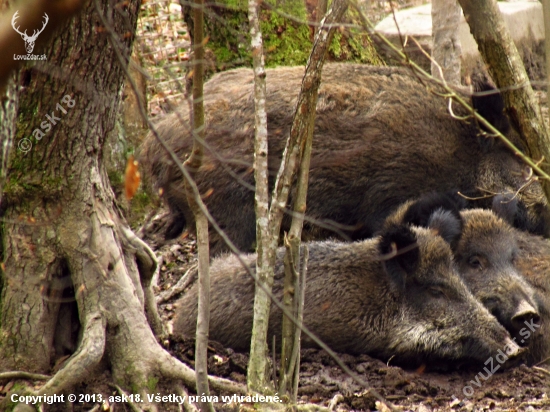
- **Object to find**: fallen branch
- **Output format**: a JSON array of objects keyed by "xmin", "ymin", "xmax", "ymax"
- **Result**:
[{"xmin": 156, "ymin": 265, "xmax": 198, "ymax": 304}]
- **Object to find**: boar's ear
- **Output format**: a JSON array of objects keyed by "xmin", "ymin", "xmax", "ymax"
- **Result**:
[
  {"xmin": 491, "ymin": 193, "xmax": 519, "ymax": 227},
  {"xmin": 471, "ymin": 80, "xmax": 511, "ymax": 148},
  {"xmin": 379, "ymin": 224, "xmax": 420, "ymax": 286},
  {"xmin": 427, "ymin": 209, "xmax": 463, "ymax": 247},
  {"xmin": 402, "ymin": 191, "xmax": 466, "ymax": 228}
]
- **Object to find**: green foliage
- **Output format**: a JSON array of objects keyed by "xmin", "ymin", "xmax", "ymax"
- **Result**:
[{"xmin": 199, "ymin": 0, "xmax": 383, "ymax": 71}]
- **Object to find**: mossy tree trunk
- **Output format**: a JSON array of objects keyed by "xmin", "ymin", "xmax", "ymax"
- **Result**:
[{"xmin": 1, "ymin": 0, "xmax": 147, "ymax": 376}]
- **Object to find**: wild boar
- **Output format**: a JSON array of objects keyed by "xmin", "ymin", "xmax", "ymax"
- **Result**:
[
  {"xmin": 140, "ymin": 63, "xmax": 549, "ymax": 255},
  {"xmin": 389, "ymin": 192, "xmax": 546, "ymax": 364},
  {"xmin": 173, "ymin": 214, "xmax": 520, "ymax": 367}
]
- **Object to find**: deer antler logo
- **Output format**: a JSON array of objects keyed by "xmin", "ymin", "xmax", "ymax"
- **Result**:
[{"xmin": 12, "ymin": 11, "xmax": 49, "ymax": 54}]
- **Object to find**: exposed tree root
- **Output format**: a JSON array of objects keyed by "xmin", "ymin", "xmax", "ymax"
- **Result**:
[
  {"xmin": 156, "ymin": 347, "xmax": 247, "ymax": 395},
  {"xmin": 113, "ymin": 384, "xmax": 146, "ymax": 412},
  {"xmin": 120, "ymin": 224, "xmax": 166, "ymax": 340},
  {"xmin": 0, "ymin": 372, "xmax": 50, "ymax": 381},
  {"xmin": 39, "ymin": 312, "xmax": 106, "ymax": 395},
  {"xmin": 2, "ymin": 197, "xmax": 246, "ymax": 411},
  {"xmin": 176, "ymin": 385, "xmax": 199, "ymax": 412}
]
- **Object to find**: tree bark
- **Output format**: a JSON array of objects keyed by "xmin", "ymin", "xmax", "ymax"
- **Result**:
[
  {"xmin": 431, "ymin": 0, "xmax": 462, "ymax": 84},
  {"xmin": 1, "ymin": 0, "xmax": 242, "ymax": 407},
  {"xmin": 458, "ymin": 0, "xmax": 550, "ymax": 199},
  {"xmin": 0, "ymin": 73, "xmax": 16, "ymax": 208},
  {"xmin": 247, "ymin": 0, "xmax": 272, "ymax": 394}
]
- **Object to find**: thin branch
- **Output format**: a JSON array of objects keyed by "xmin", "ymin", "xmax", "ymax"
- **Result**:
[{"xmin": 247, "ymin": 0, "xmax": 271, "ymax": 392}]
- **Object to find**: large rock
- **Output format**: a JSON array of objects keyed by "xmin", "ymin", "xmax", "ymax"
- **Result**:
[{"xmin": 374, "ymin": 1, "xmax": 545, "ymax": 81}]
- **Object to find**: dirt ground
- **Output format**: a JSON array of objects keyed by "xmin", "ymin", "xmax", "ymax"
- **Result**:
[{"xmin": 137, "ymin": 210, "xmax": 550, "ymax": 412}]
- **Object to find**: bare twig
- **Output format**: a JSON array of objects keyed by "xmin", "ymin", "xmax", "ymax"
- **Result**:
[
  {"xmin": 156, "ymin": 265, "xmax": 198, "ymax": 304},
  {"xmin": 247, "ymin": 0, "xmax": 272, "ymax": 392}
]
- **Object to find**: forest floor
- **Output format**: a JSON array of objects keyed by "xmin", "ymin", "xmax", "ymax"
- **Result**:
[{"xmin": 136, "ymin": 208, "xmax": 550, "ymax": 412}]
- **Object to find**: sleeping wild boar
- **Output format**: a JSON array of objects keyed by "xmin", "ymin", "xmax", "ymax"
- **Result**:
[
  {"xmin": 140, "ymin": 64, "xmax": 550, "ymax": 255},
  {"xmin": 173, "ymin": 212, "xmax": 521, "ymax": 368}
]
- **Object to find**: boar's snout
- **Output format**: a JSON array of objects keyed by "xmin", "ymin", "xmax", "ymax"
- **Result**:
[
  {"xmin": 505, "ymin": 337, "xmax": 522, "ymax": 358},
  {"xmin": 511, "ymin": 300, "xmax": 540, "ymax": 335}
]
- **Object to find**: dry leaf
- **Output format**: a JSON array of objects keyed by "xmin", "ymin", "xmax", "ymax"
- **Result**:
[{"xmin": 125, "ymin": 155, "xmax": 141, "ymax": 200}]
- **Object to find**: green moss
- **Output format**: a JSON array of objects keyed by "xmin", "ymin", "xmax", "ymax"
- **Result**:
[
  {"xmin": 127, "ymin": 190, "xmax": 155, "ymax": 229},
  {"xmin": 262, "ymin": 6, "xmax": 312, "ymax": 67},
  {"xmin": 108, "ymin": 170, "xmax": 124, "ymax": 188},
  {"xmin": 197, "ymin": 0, "xmax": 383, "ymax": 72},
  {"xmin": 4, "ymin": 383, "xmax": 30, "ymax": 411},
  {"xmin": 146, "ymin": 376, "xmax": 159, "ymax": 393},
  {"xmin": 330, "ymin": 31, "xmax": 343, "ymax": 59}
]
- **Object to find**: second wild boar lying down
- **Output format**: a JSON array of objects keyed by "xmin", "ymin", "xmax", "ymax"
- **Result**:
[
  {"xmin": 140, "ymin": 63, "xmax": 550, "ymax": 255},
  {"xmin": 173, "ymin": 212, "xmax": 522, "ymax": 368},
  {"xmin": 389, "ymin": 192, "xmax": 549, "ymax": 365}
]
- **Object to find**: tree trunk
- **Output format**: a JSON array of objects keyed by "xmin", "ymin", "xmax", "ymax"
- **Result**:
[
  {"xmin": 431, "ymin": 0, "xmax": 462, "ymax": 84},
  {"xmin": 1, "ymin": 0, "xmax": 242, "ymax": 406},
  {"xmin": 458, "ymin": 0, "xmax": 550, "ymax": 199}
]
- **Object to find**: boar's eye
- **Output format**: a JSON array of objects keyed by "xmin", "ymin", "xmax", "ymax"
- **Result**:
[
  {"xmin": 468, "ymin": 256, "xmax": 483, "ymax": 270},
  {"xmin": 481, "ymin": 297, "xmax": 500, "ymax": 310},
  {"xmin": 428, "ymin": 286, "xmax": 446, "ymax": 299}
]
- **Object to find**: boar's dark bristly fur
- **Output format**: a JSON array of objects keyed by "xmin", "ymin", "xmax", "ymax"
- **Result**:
[
  {"xmin": 390, "ymin": 193, "xmax": 546, "ymax": 364},
  {"xmin": 514, "ymin": 231, "xmax": 550, "ymax": 364},
  {"xmin": 140, "ymin": 64, "xmax": 550, "ymax": 255},
  {"xmin": 173, "ymin": 220, "xmax": 520, "ymax": 368}
]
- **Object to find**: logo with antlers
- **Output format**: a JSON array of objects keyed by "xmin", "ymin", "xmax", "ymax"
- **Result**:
[{"xmin": 12, "ymin": 11, "xmax": 49, "ymax": 54}]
